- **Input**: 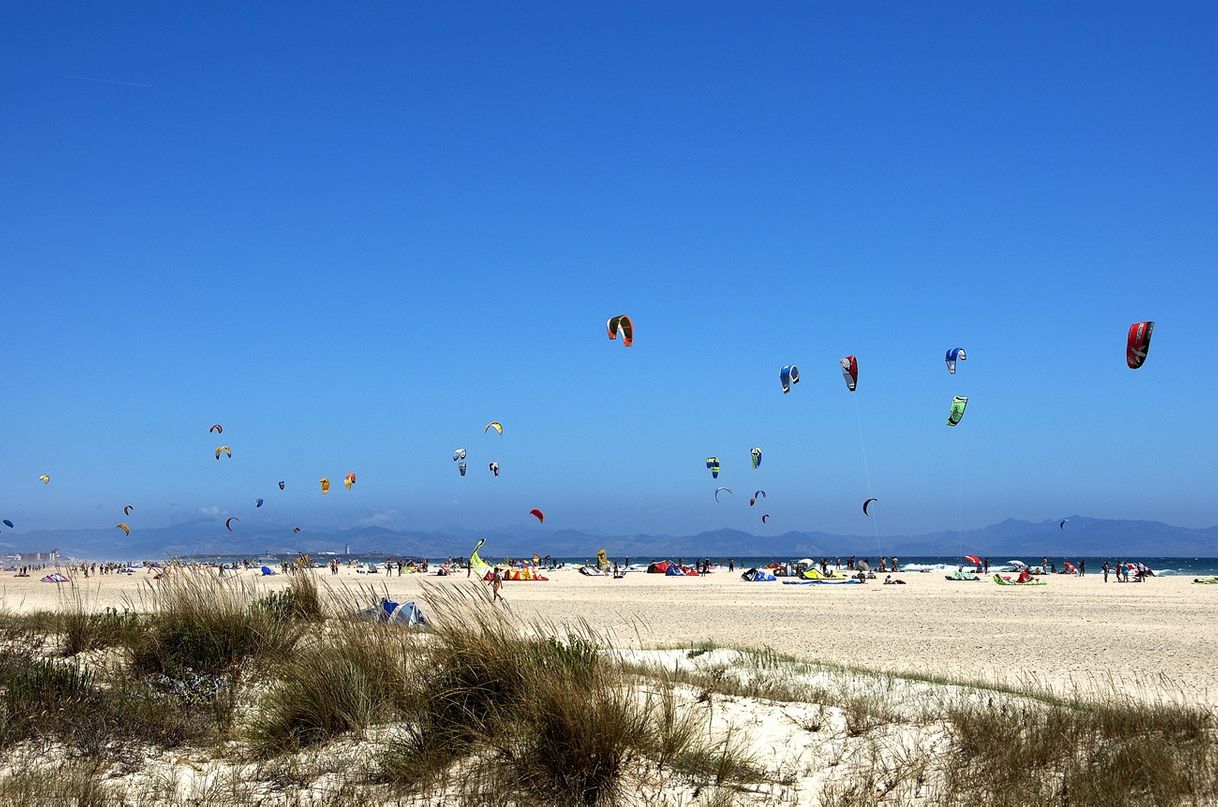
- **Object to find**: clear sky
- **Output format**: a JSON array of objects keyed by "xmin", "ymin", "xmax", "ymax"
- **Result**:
[{"xmin": 2, "ymin": 2, "xmax": 1216, "ymax": 539}]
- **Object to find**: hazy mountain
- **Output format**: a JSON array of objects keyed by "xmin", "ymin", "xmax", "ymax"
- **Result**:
[{"xmin": 4, "ymin": 515, "xmax": 1216, "ymax": 560}]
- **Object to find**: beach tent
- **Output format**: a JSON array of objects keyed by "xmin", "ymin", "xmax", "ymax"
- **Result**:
[
  {"xmin": 665, "ymin": 564, "xmax": 686, "ymax": 576},
  {"xmin": 741, "ymin": 568, "xmax": 776, "ymax": 582},
  {"xmin": 40, "ymin": 572, "xmax": 70, "ymax": 583},
  {"xmin": 647, "ymin": 561, "xmax": 671, "ymax": 574},
  {"xmin": 260, "ymin": 566, "xmax": 276, "ymax": 576},
  {"xmin": 507, "ymin": 567, "xmax": 549, "ymax": 581},
  {"xmin": 801, "ymin": 568, "xmax": 847, "ymax": 580},
  {"xmin": 357, "ymin": 598, "xmax": 429, "ymax": 627}
]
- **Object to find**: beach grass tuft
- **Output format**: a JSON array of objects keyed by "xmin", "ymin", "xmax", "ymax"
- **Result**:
[
  {"xmin": 126, "ymin": 570, "xmax": 303, "ymax": 679},
  {"xmin": 248, "ymin": 622, "xmax": 414, "ymax": 756},
  {"xmin": 945, "ymin": 695, "xmax": 1217, "ymax": 805}
]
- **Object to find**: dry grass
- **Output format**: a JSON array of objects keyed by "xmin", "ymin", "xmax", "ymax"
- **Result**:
[
  {"xmin": 377, "ymin": 588, "xmax": 659, "ymax": 804},
  {"xmin": 0, "ymin": 646, "xmax": 202, "ymax": 755},
  {"xmin": 0, "ymin": 758, "xmax": 116, "ymax": 806},
  {"xmin": 126, "ymin": 571, "xmax": 303, "ymax": 679},
  {"xmin": 255, "ymin": 572, "xmax": 328, "ymax": 622},
  {"xmin": 248, "ymin": 622, "xmax": 415, "ymax": 756},
  {"xmin": 944, "ymin": 696, "xmax": 1217, "ymax": 806},
  {"xmin": 1, "ymin": 577, "xmax": 1216, "ymax": 805}
]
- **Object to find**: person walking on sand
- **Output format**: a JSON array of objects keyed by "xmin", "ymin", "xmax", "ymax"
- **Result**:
[{"xmin": 491, "ymin": 568, "xmax": 504, "ymax": 603}]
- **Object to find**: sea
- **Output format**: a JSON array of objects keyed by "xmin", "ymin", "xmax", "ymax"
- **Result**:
[{"xmin": 161, "ymin": 553, "xmax": 1218, "ymax": 577}]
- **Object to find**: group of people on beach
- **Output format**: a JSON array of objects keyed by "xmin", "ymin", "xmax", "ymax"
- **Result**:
[{"xmin": 67, "ymin": 561, "xmax": 135, "ymax": 578}]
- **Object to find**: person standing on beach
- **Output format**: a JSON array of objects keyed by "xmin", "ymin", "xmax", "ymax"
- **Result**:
[
  {"xmin": 1080, "ymin": 559, "xmax": 1086, "ymax": 576},
  {"xmin": 491, "ymin": 568, "xmax": 503, "ymax": 603},
  {"xmin": 1102, "ymin": 561, "xmax": 1109, "ymax": 582}
]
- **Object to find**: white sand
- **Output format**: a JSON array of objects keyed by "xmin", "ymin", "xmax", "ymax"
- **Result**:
[{"xmin": 4, "ymin": 565, "xmax": 1215, "ymax": 704}]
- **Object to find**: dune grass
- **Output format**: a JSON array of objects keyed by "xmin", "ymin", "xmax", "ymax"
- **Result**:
[
  {"xmin": 0, "ymin": 646, "xmax": 201, "ymax": 755},
  {"xmin": 944, "ymin": 696, "xmax": 1217, "ymax": 806},
  {"xmin": 255, "ymin": 572, "xmax": 327, "ymax": 623},
  {"xmin": 377, "ymin": 589, "xmax": 651, "ymax": 804},
  {"xmin": 248, "ymin": 622, "xmax": 415, "ymax": 756},
  {"xmin": 2, "ymin": 574, "xmax": 1216, "ymax": 805},
  {"xmin": 126, "ymin": 570, "xmax": 303, "ymax": 679}
]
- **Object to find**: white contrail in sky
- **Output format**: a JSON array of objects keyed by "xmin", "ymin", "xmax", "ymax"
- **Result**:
[{"xmin": 63, "ymin": 75, "xmax": 152, "ymax": 88}]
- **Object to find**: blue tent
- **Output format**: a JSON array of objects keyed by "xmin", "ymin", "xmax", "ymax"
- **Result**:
[
  {"xmin": 357, "ymin": 598, "xmax": 429, "ymax": 627},
  {"xmin": 741, "ymin": 568, "xmax": 776, "ymax": 582}
]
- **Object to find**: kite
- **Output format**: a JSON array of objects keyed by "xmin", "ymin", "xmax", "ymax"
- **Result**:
[
  {"xmin": 320, "ymin": 477, "xmax": 330, "ymax": 494},
  {"xmin": 761, "ymin": 513, "xmax": 770, "ymax": 524},
  {"xmin": 964, "ymin": 554, "xmax": 982, "ymax": 566},
  {"xmin": 116, "ymin": 523, "xmax": 130, "ymax": 536},
  {"xmin": 225, "ymin": 517, "xmax": 238, "ymax": 532},
  {"xmin": 1127, "ymin": 321, "xmax": 1154, "ymax": 369},
  {"xmin": 607, "ymin": 314, "xmax": 634, "ymax": 347},
  {"xmin": 470, "ymin": 538, "xmax": 490, "ymax": 577},
  {"xmin": 1059, "ymin": 519, "xmax": 1069, "ymax": 530},
  {"xmin": 529, "ymin": 508, "xmax": 545, "ymax": 523},
  {"xmin": 489, "ymin": 461, "xmax": 500, "ymax": 477},
  {"xmin": 749, "ymin": 490, "xmax": 766, "ymax": 506},
  {"xmin": 458, "ymin": 462, "xmax": 467, "ymax": 477},
  {"xmin": 38, "ymin": 474, "xmax": 50, "ymax": 484},
  {"xmin": 751, "ymin": 447, "xmax": 762, "ymax": 469},
  {"xmin": 278, "ymin": 481, "xmax": 286, "ymax": 490},
  {"xmin": 706, "ymin": 457, "xmax": 720, "ymax": 479},
  {"xmin": 293, "ymin": 526, "xmax": 302, "ymax": 534},
  {"xmin": 840, "ymin": 355, "xmax": 858, "ymax": 392},
  {"xmin": 946, "ymin": 347, "xmax": 967, "ymax": 375},
  {"xmin": 453, "ymin": 448, "xmax": 467, "ymax": 462},
  {"xmin": 344, "ymin": 472, "xmax": 357, "ymax": 490},
  {"xmin": 947, "ymin": 396, "xmax": 968, "ymax": 427},
  {"xmin": 210, "ymin": 424, "xmax": 223, "ymax": 434},
  {"xmin": 863, "ymin": 497, "xmax": 878, "ymax": 516},
  {"xmin": 215, "ymin": 445, "xmax": 232, "ymax": 460},
  {"xmin": 2, "ymin": 519, "xmax": 12, "ymax": 529},
  {"xmin": 714, "ymin": 486, "xmax": 733, "ymax": 502},
  {"xmin": 484, "ymin": 421, "xmax": 503, "ymax": 436},
  {"xmin": 779, "ymin": 364, "xmax": 800, "ymax": 394},
  {"xmin": 123, "ymin": 505, "xmax": 134, "ymax": 516},
  {"xmin": 256, "ymin": 498, "xmax": 264, "ymax": 508}
]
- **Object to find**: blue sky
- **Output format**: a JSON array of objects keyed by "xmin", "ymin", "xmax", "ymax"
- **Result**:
[{"xmin": 2, "ymin": 2, "xmax": 1216, "ymax": 539}]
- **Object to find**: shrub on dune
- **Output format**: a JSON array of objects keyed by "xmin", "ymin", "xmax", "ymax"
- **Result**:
[{"xmin": 127, "ymin": 571, "xmax": 303, "ymax": 679}]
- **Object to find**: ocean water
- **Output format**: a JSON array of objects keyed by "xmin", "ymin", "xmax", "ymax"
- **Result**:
[
  {"xmin": 218, "ymin": 553, "xmax": 1218, "ymax": 577},
  {"xmin": 674, "ymin": 556, "xmax": 1218, "ymax": 577}
]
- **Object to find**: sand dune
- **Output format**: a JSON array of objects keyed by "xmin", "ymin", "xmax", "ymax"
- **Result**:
[{"xmin": 6, "ymin": 565, "xmax": 1214, "ymax": 704}]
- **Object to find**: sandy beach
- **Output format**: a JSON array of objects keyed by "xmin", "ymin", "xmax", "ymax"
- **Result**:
[{"xmin": 6, "ymin": 566, "xmax": 1215, "ymax": 705}]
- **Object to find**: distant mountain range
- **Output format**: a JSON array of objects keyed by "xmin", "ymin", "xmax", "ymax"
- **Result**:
[{"xmin": 2, "ymin": 515, "xmax": 1216, "ymax": 560}]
